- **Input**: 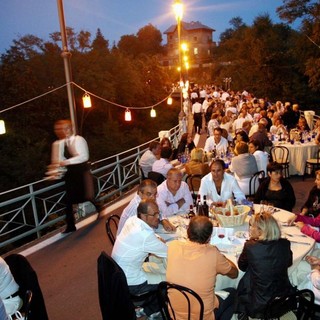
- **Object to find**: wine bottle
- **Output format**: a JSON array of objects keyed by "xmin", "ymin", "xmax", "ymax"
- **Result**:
[{"xmin": 203, "ymin": 195, "xmax": 209, "ymax": 217}]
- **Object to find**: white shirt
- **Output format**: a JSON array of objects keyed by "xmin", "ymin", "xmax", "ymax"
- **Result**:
[
  {"xmin": 204, "ymin": 136, "xmax": 228, "ymax": 153},
  {"xmin": 117, "ymin": 194, "xmax": 141, "ymax": 236},
  {"xmin": 112, "ymin": 216, "xmax": 167, "ymax": 286},
  {"xmin": 152, "ymin": 158, "xmax": 172, "ymax": 178},
  {"xmin": 0, "ymin": 258, "xmax": 19, "ymax": 300},
  {"xmin": 156, "ymin": 180, "xmax": 193, "ymax": 219},
  {"xmin": 139, "ymin": 150, "xmax": 157, "ymax": 177},
  {"xmin": 59, "ymin": 134, "xmax": 89, "ymax": 165},
  {"xmin": 253, "ymin": 150, "xmax": 269, "ymax": 175},
  {"xmin": 199, "ymin": 172, "xmax": 245, "ymax": 203},
  {"xmin": 192, "ymin": 102, "xmax": 202, "ymax": 114}
]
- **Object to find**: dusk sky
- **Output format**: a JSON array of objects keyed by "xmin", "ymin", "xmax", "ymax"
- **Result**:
[{"xmin": 1, "ymin": 0, "xmax": 298, "ymax": 54}]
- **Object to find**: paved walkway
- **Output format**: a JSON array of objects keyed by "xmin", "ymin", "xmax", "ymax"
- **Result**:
[{"xmin": 5, "ymin": 129, "xmax": 315, "ymax": 320}]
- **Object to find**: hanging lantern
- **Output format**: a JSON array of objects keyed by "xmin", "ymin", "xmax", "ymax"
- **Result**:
[
  {"xmin": 125, "ymin": 108, "xmax": 132, "ymax": 121},
  {"xmin": 167, "ymin": 97, "xmax": 173, "ymax": 105},
  {"xmin": 0, "ymin": 120, "xmax": 5, "ymax": 134},
  {"xmin": 82, "ymin": 92, "xmax": 92, "ymax": 108},
  {"xmin": 150, "ymin": 108, "xmax": 156, "ymax": 118}
]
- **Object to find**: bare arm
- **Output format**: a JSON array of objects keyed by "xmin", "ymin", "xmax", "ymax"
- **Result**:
[{"xmin": 225, "ymin": 258, "xmax": 239, "ymax": 279}]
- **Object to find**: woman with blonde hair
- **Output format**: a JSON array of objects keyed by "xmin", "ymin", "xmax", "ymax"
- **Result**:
[
  {"xmin": 185, "ymin": 148, "xmax": 210, "ymax": 176},
  {"xmin": 235, "ymin": 212, "xmax": 295, "ymax": 319}
]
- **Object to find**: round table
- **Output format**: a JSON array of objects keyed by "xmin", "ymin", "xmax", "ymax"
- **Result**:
[
  {"xmin": 273, "ymin": 141, "xmax": 318, "ymax": 176},
  {"xmin": 155, "ymin": 206, "xmax": 315, "ymax": 290}
]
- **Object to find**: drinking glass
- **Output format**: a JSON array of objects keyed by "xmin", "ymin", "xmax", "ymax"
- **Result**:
[{"xmin": 217, "ymin": 227, "xmax": 225, "ymax": 240}]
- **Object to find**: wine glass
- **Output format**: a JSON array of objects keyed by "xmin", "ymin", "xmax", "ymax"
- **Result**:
[{"xmin": 217, "ymin": 227, "xmax": 225, "ymax": 241}]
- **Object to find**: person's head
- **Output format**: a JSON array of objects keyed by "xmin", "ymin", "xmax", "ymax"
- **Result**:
[
  {"xmin": 235, "ymin": 141, "xmax": 249, "ymax": 155},
  {"xmin": 235, "ymin": 130, "xmax": 249, "ymax": 143},
  {"xmin": 149, "ymin": 141, "xmax": 161, "ymax": 157},
  {"xmin": 137, "ymin": 199, "xmax": 160, "ymax": 229},
  {"xmin": 137, "ymin": 179, "xmax": 157, "ymax": 200},
  {"xmin": 179, "ymin": 133, "xmax": 188, "ymax": 144},
  {"xmin": 187, "ymin": 216, "xmax": 213, "ymax": 244},
  {"xmin": 213, "ymin": 127, "xmax": 223, "ymax": 143},
  {"xmin": 160, "ymin": 146, "xmax": 173, "ymax": 159},
  {"xmin": 248, "ymin": 140, "xmax": 262, "ymax": 154},
  {"xmin": 190, "ymin": 148, "xmax": 203, "ymax": 162},
  {"xmin": 54, "ymin": 119, "xmax": 73, "ymax": 139},
  {"xmin": 249, "ymin": 212, "xmax": 281, "ymax": 241},
  {"xmin": 160, "ymin": 137, "xmax": 171, "ymax": 149},
  {"xmin": 315, "ymin": 170, "xmax": 320, "ymax": 189},
  {"xmin": 292, "ymin": 104, "xmax": 299, "ymax": 112},
  {"xmin": 166, "ymin": 168, "xmax": 183, "ymax": 195},
  {"xmin": 242, "ymin": 120, "xmax": 252, "ymax": 132},
  {"xmin": 259, "ymin": 118, "xmax": 268, "ymax": 127},
  {"xmin": 257, "ymin": 123, "xmax": 267, "ymax": 133},
  {"xmin": 297, "ymin": 117, "xmax": 307, "ymax": 128},
  {"xmin": 210, "ymin": 159, "xmax": 225, "ymax": 182},
  {"xmin": 267, "ymin": 162, "xmax": 283, "ymax": 182}
]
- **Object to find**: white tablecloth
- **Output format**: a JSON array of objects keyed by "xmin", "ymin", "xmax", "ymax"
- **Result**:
[
  {"xmin": 273, "ymin": 141, "xmax": 318, "ymax": 175},
  {"xmin": 154, "ymin": 206, "xmax": 315, "ymax": 290}
]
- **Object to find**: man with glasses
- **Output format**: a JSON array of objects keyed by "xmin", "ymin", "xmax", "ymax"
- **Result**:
[
  {"xmin": 112, "ymin": 199, "xmax": 167, "ymax": 318},
  {"xmin": 117, "ymin": 179, "xmax": 157, "ymax": 235}
]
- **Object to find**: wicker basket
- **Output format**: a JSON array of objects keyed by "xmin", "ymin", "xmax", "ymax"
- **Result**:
[{"xmin": 214, "ymin": 205, "xmax": 250, "ymax": 227}]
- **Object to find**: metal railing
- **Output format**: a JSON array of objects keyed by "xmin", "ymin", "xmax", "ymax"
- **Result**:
[{"xmin": 0, "ymin": 125, "xmax": 181, "ymax": 252}]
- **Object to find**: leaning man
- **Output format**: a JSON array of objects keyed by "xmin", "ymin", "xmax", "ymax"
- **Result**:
[{"xmin": 112, "ymin": 199, "xmax": 167, "ymax": 318}]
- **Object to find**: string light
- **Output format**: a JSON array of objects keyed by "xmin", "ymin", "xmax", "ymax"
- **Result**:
[
  {"xmin": 125, "ymin": 108, "xmax": 132, "ymax": 121},
  {"xmin": 82, "ymin": 92, "xmax": 92, "ymax": 108},
  {"xmin": 150, "ymin": 108, "xmax": 156, "ymax": 117},
  {"xmin": 167, "ymin": 97, "xmax": 173, "ymax": 105},
  {"xmin": 0, "ymin": 120, "xmax": 6, "ymax": 134}
]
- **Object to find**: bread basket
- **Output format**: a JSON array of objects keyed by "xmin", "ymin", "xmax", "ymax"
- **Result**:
[{"xmin": 213, "ymin": 205, "xmax": 250, "ymax": 227}]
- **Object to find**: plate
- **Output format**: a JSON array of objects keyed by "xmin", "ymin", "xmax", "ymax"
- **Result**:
[{"xmin": 235, "ymin": 231, "xmax": 249, "ymax": 240}]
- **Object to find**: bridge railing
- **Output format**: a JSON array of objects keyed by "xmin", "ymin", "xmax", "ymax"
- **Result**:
[{"xmin": 0, "ymin": 125, "xmax": 181, "ymax": 252}]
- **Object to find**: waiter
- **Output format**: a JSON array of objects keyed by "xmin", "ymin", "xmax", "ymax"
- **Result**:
[{"xmin": 53, "ymin": 119, "xmax": 94, "ymax": 233}]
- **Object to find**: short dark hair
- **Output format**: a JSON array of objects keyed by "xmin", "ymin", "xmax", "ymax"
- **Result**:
[
  {"xmin": 187, "ymin": 216, "xmax": 213, "ymax": 244},
  {"xmin": 267, "ymin": 162, "xmax": 283, "ymax": 173},
  {"xmin": 149, "ymin": 141, "xmax": 160, "ymax": 151},
  {"xmin": 214, "ymin": 127, "xmax": 222, "ymax": 134},
  {"xmin": 249, "ymin": 139, "xmax": 262, "ymax": 151},
  {"xmin": 137, "ymin": 199, "xmax": 157, "ymax": 218},
  {"xmin": 161, "ymin": 146, "xmax": 173, "ymax": 159},
  {"xmin": 210, "ymin": 159, "xmax": 225, "ymax": 171}
]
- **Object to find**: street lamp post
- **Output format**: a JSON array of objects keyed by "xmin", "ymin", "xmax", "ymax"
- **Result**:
[
  {"xmin": 56, "ymin": 0, "xmax": 78, "ymax": 134},
  {"xmin": 173, "ymin": 0, "xmax": 184, "ymax": 115}
]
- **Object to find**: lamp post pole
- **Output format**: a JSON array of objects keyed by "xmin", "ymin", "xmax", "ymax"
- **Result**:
[{"xmin": 56, "ymin": 0, "xmax": 78, "ymax": 134}]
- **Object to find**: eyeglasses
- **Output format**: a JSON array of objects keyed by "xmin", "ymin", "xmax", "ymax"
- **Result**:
[
  {"xmin": 141, "ymin": 191, "xmax": 157, "ymax": 198},
  {"xmin": 145, "ymin": 211, "xmax": 160, "ymax": 217}
]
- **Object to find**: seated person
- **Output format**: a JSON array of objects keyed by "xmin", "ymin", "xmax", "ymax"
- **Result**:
[
  {"xmin": 139, "ymin": 141, "xmax": 161, "ymax": 178},
  {"xmin": 250, "ymin": 123, "xmax": 272, "ymax": 151},
  {"xmin": 269, "ymin": 118, "xmax": 287, "ymax": 136},
  {"xmin": 199, "ymin": 159, "xmax": 246, "ymax": 206},
  {"xmin": 300, "ymin": 170, "xmax": 320, "ymax": 218},
  {"xmin": 255, "ymin": 162, "xmax": 296, "ymax": 212},
  {"xmin": 152, "ymin": 147, "xmax": 173, "ymax": 178},
  {"xmin": 234, "ymin": 130, "xmax": 249, "ymax": 144},
  {"xmin": 302, "ymin": 254, "xmax": 320, "ymax": 305},
  {"xmin": 157, "ymin": 168, "xmax": 193, "ymax": 230},
  {"xmin": 248, "ymin": 140, "xmax": 269, "ymax": 175},
  {"xmin": 229, "ymin": 142, "xmax": 258, "ymax": 195},
  {"xmin": 175, "ymin": 133, "xmax": 195, "ymax": 157},
  {"xmin": 296, "ymin": 117, "xmax": 310, "ymax": 132},
  {"xmin": 117, "ymin": 179, "xmax": 157, "ymax": 235},
  {"xmin": 204, "ymin": 127, "xmax": 228, "ymax": 155},
  {"xmin": 0, "ymin": 298, "xmax": 9, "ymax": 320},
  {"xmin": 112, "ymin": 199, "xmax": 167, "ymax": 318},
  {"xmin": 160, "ymin": 137, "xmax": 172, "ymax": 149},
  {"xmin": 185, "ymin": 148, "xmax": 210, "ymax": 176},
  {"xmin": 166, "ymin": 216, "xmax": 238, "ymax": 320},
  {"xmin": 235, "ymin": 212, "xmax": 295, "ymax": 319},
  {"xmin": 0, "ymin": 257, "xmax": 22, "ymax": 317}
]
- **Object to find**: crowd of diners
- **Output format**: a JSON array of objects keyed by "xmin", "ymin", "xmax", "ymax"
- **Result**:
[{"xmin": 112, "ymin": 87, "xmax": 320, "ymax": 319}]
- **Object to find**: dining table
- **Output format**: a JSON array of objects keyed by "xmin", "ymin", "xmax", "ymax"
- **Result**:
[
  {"xmin": 273, "ymin": 140, "xmax": 318, "ymax": 176},
  {"xmin": 151, "ymin": 204, "xmax": 315, "ymax": 291}
]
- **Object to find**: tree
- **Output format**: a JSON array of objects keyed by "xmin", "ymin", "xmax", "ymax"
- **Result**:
[
  {"xmin": 91, "ymin": 28, "xmax": 109, "ymax": 53},
  {"xmin": 118, "ymin": 34, "xmax": 140, "ymax": 57},
  {"xmin": 137, "ymin": 24, "xmax": 163, "ymax": 55},
  {"xmin": 277, "ymin": 0, "xmax": 320, "ymax": 91}
]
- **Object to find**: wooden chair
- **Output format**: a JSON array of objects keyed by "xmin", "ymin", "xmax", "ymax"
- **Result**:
[
  {"xmin": 139, "ymin": 166, "xmax": 147, "ymax": 180},
  {"xmin": 265, "ymin": 289, "xmax": 315, "ymax": 320},
  {"xmin": 247, "ymin": 170, "xmax": 265, "ymax": 200},
  {"xmin": 97, "ymin": 251, "xmax": 157, "ymax": 320},
  {"xmin": 105, "ymin": 214, "xmax": 120, "ymax": 245},
  {"xmin": 270, "ymin": 146, "xmax": 290, "ymax": 178},
  {"xmin": 157, "ymin": 281, "xmax": 204, "ymax": 320},
  {"xmin": 24, "ymin": 290, "xmax": 33, "ymax": 320},
  {"xmin": 185, "ymin": 174, "xmax": 202, "ymax": 205},
  {"xmin": 303, "ymin": 147, "xmax": 320, "ymax": 180}
]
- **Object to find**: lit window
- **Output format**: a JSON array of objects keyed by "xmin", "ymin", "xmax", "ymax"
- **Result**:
[{"xmin": 194, "ymin": 47, "xmax": 198, "ymax": 55}]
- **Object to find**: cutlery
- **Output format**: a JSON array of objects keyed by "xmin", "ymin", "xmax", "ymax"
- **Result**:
[
  {"xmin": 285, "ymin": 232, "xmax": 308, "ymax": 238},
  {"xmin": 289, "ymin": 240, "xmax": 311, "ymax": 245}
]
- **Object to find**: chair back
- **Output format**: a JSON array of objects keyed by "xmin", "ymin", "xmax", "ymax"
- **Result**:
[
  {"xmin": 185, "ymin": 174, "xmax": 202, "ymax": 205},
  {"xmin": 4, "ymin": 254, "xmax": 49, "ymax": 320},
  {"xmin": 157, "ymin": 281, "xmax": 204, "ymax": 320},
  {"xmin": 265, "ymin": 289, "xmax": 315, "ymax": 320},
  {"xmin": 105, "ymin": 214, "xmax": 120, "ymax": 245},
  {"xmin": 139, "ymin": 166, "xmax": 146, "ymax": 180},
  {"xmin": 270, "ymin": 146, "xmax": 289, "ymax": 164},
  {"xmin": 248, "ymin": 170, "xmax": 265, "ymax": 197},
  {"xmin": 148, "ymin": 171, "xmax": 165, "ymax": 185},
  {"xmin": 24, "ymin": 290, "xmax": 33, "ymax": 320},
  {"xmin": 97, "ymin": 251, "xmax": 136, "ymax": 320}
]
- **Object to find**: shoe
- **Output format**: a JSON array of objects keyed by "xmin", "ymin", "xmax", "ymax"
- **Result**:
[{"xmin": 62, "ymin": 227, "xmax": 76, "ymax": 234}]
